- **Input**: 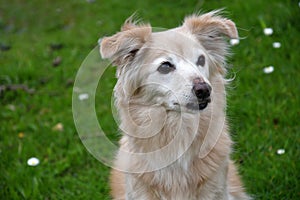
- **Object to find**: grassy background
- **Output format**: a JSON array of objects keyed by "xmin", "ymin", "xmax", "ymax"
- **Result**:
[{"xmin": 1, "ymin": 0, "xmax": 299, "ymax": 199}]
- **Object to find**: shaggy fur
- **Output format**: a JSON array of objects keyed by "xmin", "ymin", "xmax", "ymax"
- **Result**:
[{"xmin": 100, "ymin": 10, "xmax": 250, "ymax": 200}]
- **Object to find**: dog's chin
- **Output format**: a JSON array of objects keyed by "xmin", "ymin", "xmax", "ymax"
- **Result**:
[
  {"xmin": 185, "ymin": 97, "xmax": 212, "ymax": 112},
  {"xmin": 165, "ymin": 101, "xmax": 210, "ymax": 114},
  {"xmin": 186, "ymin": 102, "xmax": 209, "ymax": 111}
]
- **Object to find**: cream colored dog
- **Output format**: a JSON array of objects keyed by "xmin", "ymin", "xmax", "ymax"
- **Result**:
[{"xmin": 100, "ymin": 10, "xmax": 250, "ymax": 200}]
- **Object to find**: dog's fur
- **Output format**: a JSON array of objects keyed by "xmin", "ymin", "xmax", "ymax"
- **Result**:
[{"xmin": 100, "ymin": 11, "xmax": 250, "ymax": 200}]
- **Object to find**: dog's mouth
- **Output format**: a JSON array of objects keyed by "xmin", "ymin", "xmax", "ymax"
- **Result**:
[{"xmin": 186, "ymin": 98, "xmax": 211, "ymax": 111}]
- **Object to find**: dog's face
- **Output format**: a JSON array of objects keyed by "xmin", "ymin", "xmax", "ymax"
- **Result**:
[
  {"xmin": 100, "ymin": 11, "xmax": 238, "ymax": 113},
  {"xmin": 133, "ymin": 31, "xmax": 212, "ymax": 112}
]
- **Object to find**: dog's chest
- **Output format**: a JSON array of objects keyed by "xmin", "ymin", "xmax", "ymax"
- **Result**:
[
  {"xmin": 146, "ymin": 164, "xmax": 227, "ymax": 200},
  {"xmin": 143, "ymin": 158, "xmax": 201, "ymax": 195}
]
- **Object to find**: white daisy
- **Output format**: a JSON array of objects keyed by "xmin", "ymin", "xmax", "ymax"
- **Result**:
[
  {"xmin": 276, "ymin": 149, "xmax": 285, "ymax": 155},
  {"xmin": 78, "ymin": 93, "xmax": 89, "ymax": 101},
  {"xmin": 263, "ymin": 66, "xmax": 274, "ymax": 74},
  {"xmin": 272, "ymin": 42, "xmax": 281, "ymax": 48},
  {"xmin": 230, "ymin": 39, "xmax": 240, "ymax": 46},
  {"xmin": 27, "ymin": 157, "xmax": 40, "ymax": 166},
  {"xmin": 264, "ymin": 28, "xmax": 273, "ymax": 36}
]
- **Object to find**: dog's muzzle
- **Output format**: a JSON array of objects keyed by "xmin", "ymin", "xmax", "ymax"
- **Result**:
[{"xmin": 187, "ymin": 78, "xmax": 212, "ymax": 111}]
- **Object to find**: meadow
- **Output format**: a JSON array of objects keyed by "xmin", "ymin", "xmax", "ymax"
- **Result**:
[{"xmin": 1, "ymin": 0, "xmax": 299, "ymax": 199}]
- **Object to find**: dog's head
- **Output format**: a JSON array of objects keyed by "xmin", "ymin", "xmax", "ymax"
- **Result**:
[{"xmin": 100, "ymin": 11, "xmax": 238, "ymax": 113}]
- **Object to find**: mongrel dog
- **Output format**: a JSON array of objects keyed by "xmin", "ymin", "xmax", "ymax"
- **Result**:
[{"xmin": 100, "ymin": 10, "xmax": 250, "ymax": 200}]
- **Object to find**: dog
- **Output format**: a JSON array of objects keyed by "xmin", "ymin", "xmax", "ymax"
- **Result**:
[{"xmin": 100, "ymin": 10, "xmax": 250, "ymax": 200}]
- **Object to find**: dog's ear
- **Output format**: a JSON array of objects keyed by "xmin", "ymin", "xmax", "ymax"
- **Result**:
[
  {"xmin": 183, "ymin": 10, "xmax": 238, "ymax": 74},
  {"xmin": 100, "ymin": 18, "xmax": 151, "ymax": 66}
]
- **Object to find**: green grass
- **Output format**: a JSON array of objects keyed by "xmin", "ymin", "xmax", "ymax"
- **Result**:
[{"xmin": 1, "ymin": 0, "xmax": 299, "ymax": 199}]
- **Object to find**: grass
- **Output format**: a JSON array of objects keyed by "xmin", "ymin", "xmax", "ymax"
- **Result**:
[{"xmin": 0, "ymin": 0, "xmax": 299, "ymax": 199}]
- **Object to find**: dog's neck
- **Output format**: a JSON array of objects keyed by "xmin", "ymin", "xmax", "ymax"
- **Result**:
[
  {"xmin": 115, "ymin": 74, "xmax": 229, "ymax": 154},
  {"xmin": 117, "ymin": 102, "xmax": 212, "ymax": 154},
  {"xmin": 116, "ymin": 102, "xmax": 231, "ymax": 178},
  {"xmin": 114, "ymin": 75, "xmax": 231, "ymax": 174}
]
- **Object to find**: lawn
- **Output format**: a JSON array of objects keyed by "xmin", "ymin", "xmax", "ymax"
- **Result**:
[{"xmin": 0, "ymin": 0, "xmax": 299, "ymax": 199}]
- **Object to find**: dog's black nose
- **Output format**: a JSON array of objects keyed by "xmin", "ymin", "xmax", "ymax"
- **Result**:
[{"xmin": 192, "ymin": 78, "xmax": 212, "ymax": 101}]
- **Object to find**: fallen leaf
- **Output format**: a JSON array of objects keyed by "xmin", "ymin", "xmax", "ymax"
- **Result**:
[
  {"xmin": 52, "ymin": 56, "xmax": 62, "ymax": 67},
  {"xmin": 50, "ymin": 43, "xmax": 64, "ymax": 51},
  {"xmin": 0, "ymin": 43, "xmax": 11, "ymax": 51},
  {"xmin": 7, "ymin": 104, "xmax": 16, "ymax": 111},
  {"xmin": 52, "ymin": 123, "xmax": 64, "ymax": 131}
]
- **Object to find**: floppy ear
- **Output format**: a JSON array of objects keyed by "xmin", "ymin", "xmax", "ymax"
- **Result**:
[
  {"xmin": 100, "ymin": 18, "xmax": 152, "ymax": 66},
  {"xmin": 183, "ymin": 10, "xmax": 238, "ymax": 74}
]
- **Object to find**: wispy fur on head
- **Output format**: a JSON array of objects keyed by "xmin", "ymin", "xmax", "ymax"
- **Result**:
[
  {"xmin": 182, "ymin": 10, "xmax": 238, "ymax": 74},
  {"xmin": 100, "ymin": 17, "xmax": 151, "ymax": 69},
  {"xmin": 101, "ymin": 10, "xmax": 238, "ymax": 76}
]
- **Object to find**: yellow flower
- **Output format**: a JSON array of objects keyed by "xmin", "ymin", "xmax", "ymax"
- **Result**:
[{"xmin": 18, "ymin": 132, "xmax": 25, "ymax": 139}]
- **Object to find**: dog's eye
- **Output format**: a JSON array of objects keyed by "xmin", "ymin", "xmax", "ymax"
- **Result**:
[
  {"xmin": 157, "ymin": 62, "xmax": 175, "ymax": 74},
  {"xmin": 197, "ymin": 55, "xmax": 205, "ymax": 67}
]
